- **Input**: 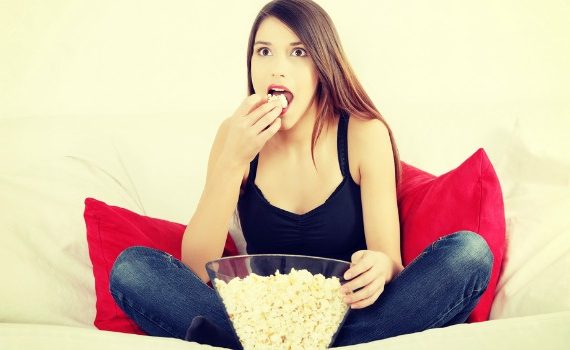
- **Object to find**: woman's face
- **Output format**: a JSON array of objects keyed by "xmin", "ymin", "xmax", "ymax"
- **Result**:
[{"xmin": 251, "ymin": 16, "xmax": 319, "ymax": 130}]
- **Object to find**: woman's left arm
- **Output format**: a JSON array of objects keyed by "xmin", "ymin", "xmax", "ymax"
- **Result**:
[{"xmin": 342, "ymin": 118, "xmax": 404, "ymax": 309}]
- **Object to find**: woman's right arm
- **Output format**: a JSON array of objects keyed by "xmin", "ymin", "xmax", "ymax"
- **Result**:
[{"xmin": 181, "ymin": 94, "xmax": 283, "ymax": 283}]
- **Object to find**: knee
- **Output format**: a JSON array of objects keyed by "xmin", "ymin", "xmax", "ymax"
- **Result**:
[
  {"xmin": 436, "ymin": 231, "xmax": 494, "ymax": 284},
  {"xmin": 109, "ymin": 246, "xmax": 160, "ymax": 296}
]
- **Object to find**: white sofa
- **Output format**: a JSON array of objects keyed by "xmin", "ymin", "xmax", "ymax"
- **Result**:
[
  {"xmin": 1, "ymin": 111, "xmax": 569, "ymax": 349},
  {"xmin": 1, "ymin": 1, "xmax": 569, "ymax": 348}
]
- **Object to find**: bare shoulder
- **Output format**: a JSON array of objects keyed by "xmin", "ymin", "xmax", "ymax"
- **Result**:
[{"xmin": 347, "ymin": 115, "xmax": 392, "ymax": 170}]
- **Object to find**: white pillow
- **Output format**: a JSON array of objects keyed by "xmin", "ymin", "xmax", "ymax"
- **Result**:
[
  {"xmin": 490, "ymin": 183, "xmax": 570, "ymax": 319},
  {"xmin": 0, "ymin": 117, "xmax": 141, "ymax": 327},
  {"xmin": 490, "ymin": 133, "xmax": 570, "ymax": 319}
]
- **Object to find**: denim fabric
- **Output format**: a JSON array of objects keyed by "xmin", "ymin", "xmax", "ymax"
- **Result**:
[
  {"xmin": 109, "ymin": 230, "xmax": 493, "ymax": 349},
  {"xmin": 332, "ymin": 230, "xmax": 493, "ymax": 346},
  {"xmin": 109, "ymin": 247, "xmax": 237, "ymax": 345}
]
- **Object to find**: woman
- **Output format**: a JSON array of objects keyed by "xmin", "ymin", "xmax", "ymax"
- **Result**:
[{"xmin": 109, "ymin": 0, "xmax": 493, "ymax": 348}]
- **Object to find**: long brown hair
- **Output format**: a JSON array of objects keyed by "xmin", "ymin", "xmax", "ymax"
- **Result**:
[{"xmin": 246, "ymin": 0, "xmax": 402, "ymax": 186}]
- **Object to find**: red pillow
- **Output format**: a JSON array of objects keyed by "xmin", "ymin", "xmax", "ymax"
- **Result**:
[
  {"xmin": 84, "ymin": 198, "xmax": 239, "ymax": 334},
  {"xmin": 397, "ymin": 148, "xmax": 506, "ymax": 323}
]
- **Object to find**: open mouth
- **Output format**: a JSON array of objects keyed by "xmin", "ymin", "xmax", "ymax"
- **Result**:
[
  {"xmin": 267, "ymin": 87, "xmax": 294, "ymax": 107},
  {"xmin": 266, "ymin": 85, "xmax": 295, "ymax": 117}
]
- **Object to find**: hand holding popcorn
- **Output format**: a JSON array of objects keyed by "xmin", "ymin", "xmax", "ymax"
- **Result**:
[{"xmin": 341, "ymin": 250, "xmax": 397, "ymax": 309}]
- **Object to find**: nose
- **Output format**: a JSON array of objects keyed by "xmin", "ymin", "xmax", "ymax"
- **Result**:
[{"xmin": 271, "ymin": 55, "xmax": 288, "ymax": 78}]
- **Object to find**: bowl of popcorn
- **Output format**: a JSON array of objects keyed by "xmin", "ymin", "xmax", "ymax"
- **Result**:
[{"xmin": 205, "ymin": 254, "xmax": 352, "ymax": 350}]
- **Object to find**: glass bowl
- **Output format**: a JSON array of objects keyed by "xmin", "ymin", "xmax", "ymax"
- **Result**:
[{"xmin": 205, "ymin": 254, "xmax": 353, "ymax": 349}]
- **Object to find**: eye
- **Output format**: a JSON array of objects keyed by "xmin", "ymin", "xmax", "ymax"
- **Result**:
[
  {"xmin": 255, "ymin": 47, "xmax": 308, "ymax": 57},
  {"xmin": 257, "ymin": 47, "xmax": 272, "ymax": 56},
  {"xmin": 292, "ymin": 48, "xmax": 308, "ymax": 57}
]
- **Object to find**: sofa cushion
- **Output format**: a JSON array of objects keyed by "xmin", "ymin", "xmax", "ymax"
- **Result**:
[
  {"xmin": 398, "ymin": 148, "xmax": 506, "ymax": 322},
  {"xmin": 0, "ymin": 117, "xmax": 145, "ymax": 328},
  {"xmin": 489, "ymin": 136, "xmax": 570, "ymax": 319},
  {"xmin": 84, "ymin": 197, "xmax": 238, "ymax": 334}
]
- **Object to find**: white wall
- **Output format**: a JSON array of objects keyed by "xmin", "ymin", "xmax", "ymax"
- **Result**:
[{"xmin": 1, "ymin": 0, "xmax": 569, "ymax": 174}]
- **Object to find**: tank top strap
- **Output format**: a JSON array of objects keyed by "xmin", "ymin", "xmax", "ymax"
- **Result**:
[
  {"xmin": 337, "ymin": 110, "xmax": 350, "ymax": 178},
  {"xmin": 248, "ymin": 153, "xmax": 260, "ymax": 183}
]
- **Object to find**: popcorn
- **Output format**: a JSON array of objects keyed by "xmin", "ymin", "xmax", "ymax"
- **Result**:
[
  {"xmin": 267, "ymin": 93, "xmax": 288, "ymax": 109},
  {"xmin": 215, "ymin": 268, "xmax": 349, "ymax": 350}
]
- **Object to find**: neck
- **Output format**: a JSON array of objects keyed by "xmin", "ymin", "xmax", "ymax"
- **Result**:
[{"xmin": 266, "ymin": 99, "xmax": 319, "ymax": 158}]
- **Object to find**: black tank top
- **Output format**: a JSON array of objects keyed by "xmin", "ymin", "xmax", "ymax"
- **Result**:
[{"xmin": 237, "ymin": 111, "xmax": 366, "ymax": 262}]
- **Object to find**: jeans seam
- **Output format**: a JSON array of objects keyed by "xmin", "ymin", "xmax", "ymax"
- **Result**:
[
  {"xmin": 110, "ymin": 290, "xmax": 180, "ymax": 339},
  {"xmin": 397, "ymin": 234, "xmax": 451, "ymax": 281},
  {"xmin": 431, "ymin": 231, "xmax": 461, "ymax": 250},
  {"xmin": 472, "ymin": 273, "xmax": 492, "ymax": 294},
  {"xmin": 165, "ymin": 253, "xmax": 213, "ymax": 289},
  {"xmin": 424, "ymin": 288, "xmax": 484, "ymax": 329}
]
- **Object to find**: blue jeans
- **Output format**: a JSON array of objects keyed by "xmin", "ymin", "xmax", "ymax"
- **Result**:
[{"xmin": 109, "ymin": 230, "xmax": 493, "ymax": 348}]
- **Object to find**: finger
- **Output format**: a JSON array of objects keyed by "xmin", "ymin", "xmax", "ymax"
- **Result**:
[
  {"xmin": 345, "ymin": 278, "xmax": 384, "ymax": 305},
  {"xmin": 349, "ymin": 277, "xmax": 383, "ymax": 303},
  {"xmin": 234, "ymin": 94, "xmax": 266, "ymax": 119},
  {"xmin": 245, "ymin": 98, "xmax": 282, "ymax": 125},
  {"xmin": 342, "ymin": 267, "xmax": 378, "ymax": 294},
  {"xmin": 350, "ymin": 250, "xmax": 366, "ymax": 264},
  {"xmin": 257, "ymin": 117, "xmax": 282, "ymax": 145},
  {"xmin": 344, "ymin": 256, "xmax": 374, "ymax": 280},
  {"xmin": 351, "ymin": 286, "xmax": 384, "ymax": 309},
  {"xmin": 252, "ymin": 103, "xmax": 283, "ymax": 134}
]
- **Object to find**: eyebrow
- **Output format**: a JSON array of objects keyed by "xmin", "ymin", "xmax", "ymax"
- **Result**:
[{"xmin": 254, "ymin": 41, "xmax": 304, "ymax": 46}]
